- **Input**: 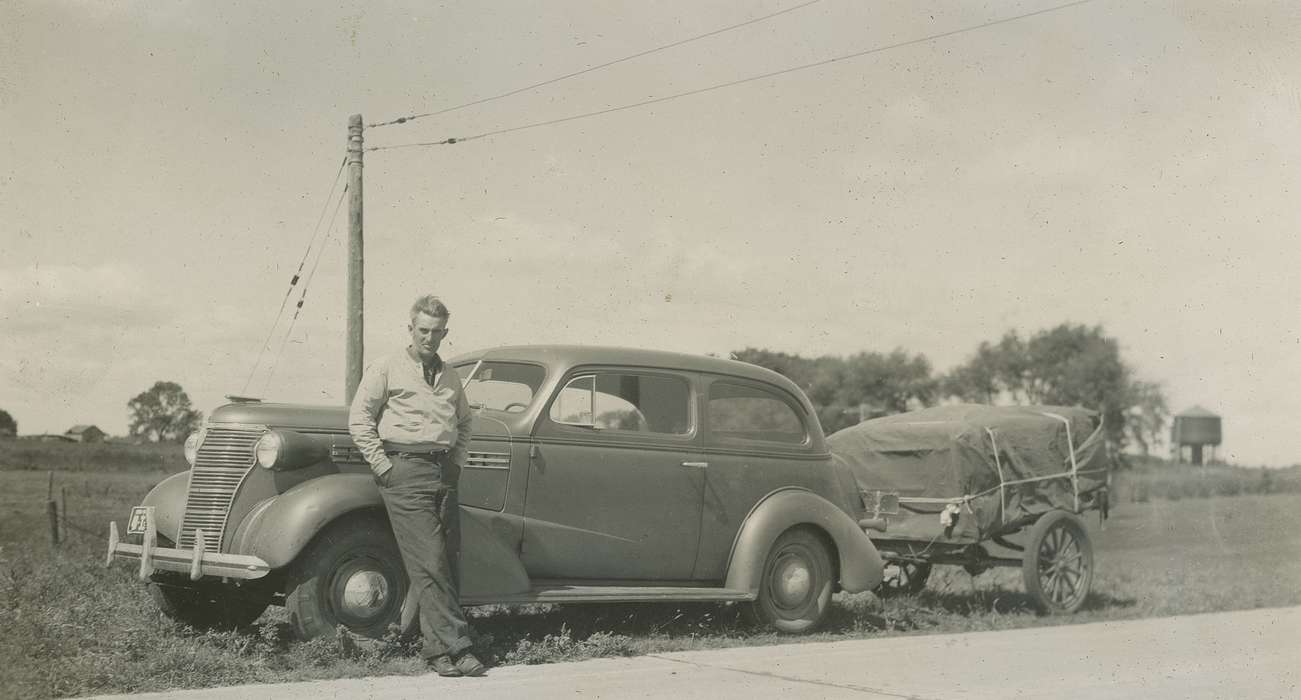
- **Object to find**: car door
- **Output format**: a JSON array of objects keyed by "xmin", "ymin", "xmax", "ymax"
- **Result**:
[
  {"xmin": 692, "ymin": 374, "xmax": 828, "ymax": 581},
  {"xmin": 524, "ymin": 367, "xmax": 704, "ymax": 581}
]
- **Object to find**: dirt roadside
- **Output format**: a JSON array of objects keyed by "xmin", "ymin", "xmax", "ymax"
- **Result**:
[{"xmin": 82, "ymin": 605, "xmax": 1299, "ymax": 700}]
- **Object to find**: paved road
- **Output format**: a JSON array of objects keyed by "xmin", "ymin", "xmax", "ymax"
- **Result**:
[{"xmin": 89, "ymin": 606, "xmax": 1298, "ymax": 700}]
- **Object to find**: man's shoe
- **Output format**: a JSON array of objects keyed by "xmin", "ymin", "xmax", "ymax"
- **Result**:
[
  {"xmin": 454, "ymin": 652, "xmax": 487, "ymax": 677},
  {"xmin": 429, "ymin": 655, "xmax": 462, "ymax": 677}
]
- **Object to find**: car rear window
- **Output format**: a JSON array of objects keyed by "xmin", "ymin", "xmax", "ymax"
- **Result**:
[{"xmin": 707, "ymin": 381, "xmax": 808, "ymax": 445}]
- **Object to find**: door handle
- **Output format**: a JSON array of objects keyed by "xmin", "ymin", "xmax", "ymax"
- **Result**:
[{"xmin": 680, "ymin": 461, "xmax": 709, "ymax": 469}]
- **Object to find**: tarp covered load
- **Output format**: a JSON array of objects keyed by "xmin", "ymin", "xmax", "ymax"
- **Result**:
[{"xmin": 828, "ymin": 404, "xmax": 1108, "ymax": 544}]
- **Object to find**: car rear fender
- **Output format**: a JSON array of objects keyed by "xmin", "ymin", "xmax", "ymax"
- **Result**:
[
  {"xmin": 140, "ymin": 471, "xmax": 191, "ymax": 544},
  {"xmin": 725, "ymin": 487, "xmax": 884, "ymax": 594}
]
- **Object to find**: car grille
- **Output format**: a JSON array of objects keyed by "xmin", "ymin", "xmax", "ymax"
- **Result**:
[{"xmin": 178, "ymin": 425, "xmax": 264, "ymax": 552}]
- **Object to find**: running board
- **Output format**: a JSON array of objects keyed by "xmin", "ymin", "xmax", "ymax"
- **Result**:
[{"xmin": 462, "ymin": 585, "xmax": 755, "ymax": 605}]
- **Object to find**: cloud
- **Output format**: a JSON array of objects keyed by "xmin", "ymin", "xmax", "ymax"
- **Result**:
[
  {"xmin": 2, "ymin": 262, "xmax": 140, "ymax": 347},
  {"xmin": 0, "ymin": 262, "xmax": 181, "ymax": 431},
  {"xmin": 0, "ymin": 261, "xmax": 148, "ymax": 310}
]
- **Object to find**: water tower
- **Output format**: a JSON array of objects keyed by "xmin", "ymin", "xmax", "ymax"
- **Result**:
[{"xmin": 1172, "ymin": 405, "xmax": 1222, "ymax": 466}]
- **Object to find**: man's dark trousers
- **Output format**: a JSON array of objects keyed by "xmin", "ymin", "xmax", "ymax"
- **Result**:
[{"xmin": 378, "ymin": 452, "xmax": 472, "ymax": 659}]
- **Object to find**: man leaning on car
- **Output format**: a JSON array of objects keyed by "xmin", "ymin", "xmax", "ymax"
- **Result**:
[{"xmin": 347, "ymin": 294, "xmax": 485, "ymax": 678}]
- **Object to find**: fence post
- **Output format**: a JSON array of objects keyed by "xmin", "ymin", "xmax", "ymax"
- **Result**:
[
  {"xmin": 47, "ymin": 471, "xmax": 59, "ymax": 545},
  {"xmin": 60, "ymin": 486, "xmax": 68, "ymax": 543}
]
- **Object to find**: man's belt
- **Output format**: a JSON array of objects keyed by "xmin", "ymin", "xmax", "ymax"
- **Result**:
[{"xmin": 385, "ymin": 448, "xmax": 449, "ymax": 457}]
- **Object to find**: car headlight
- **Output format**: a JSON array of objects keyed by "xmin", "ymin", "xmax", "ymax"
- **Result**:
[
  {"xmin": 251, "ymin": 429, "xmax": 327, "ymax": 471},
  {"xmin": 184, "ymin": 428, "xmax": 207, "ymax": 467},
  {"xmin": 254, "ymin": 432, "xmax": 283, "ymax": 469}
]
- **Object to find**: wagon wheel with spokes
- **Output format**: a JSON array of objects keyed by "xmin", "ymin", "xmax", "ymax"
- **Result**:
[{"xmin": 1021, "ymin": 510, "xmax": 1093, "ymax": 614}]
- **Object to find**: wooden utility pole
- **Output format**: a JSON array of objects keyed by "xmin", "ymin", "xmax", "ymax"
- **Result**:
[{"xmin": 346, "ymin": 114, "xmax": 365, "ymax": 403}]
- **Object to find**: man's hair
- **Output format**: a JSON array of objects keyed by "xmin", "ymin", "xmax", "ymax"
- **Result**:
[{"xmin": 410, "ymin": 295, "xmax": 451, "ymax": 322}]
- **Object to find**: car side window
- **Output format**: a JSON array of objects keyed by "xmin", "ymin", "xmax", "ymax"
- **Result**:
[
  {"xmin": 708, "ymin": 381, "xmax": 808, "ymax": 445},
  {"xmin": 550, "ymin": 372, "xmax": 691, "ymax": 435}
]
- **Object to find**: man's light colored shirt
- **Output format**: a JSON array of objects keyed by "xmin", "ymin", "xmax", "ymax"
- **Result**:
[{"xmin": 348, "ymin": 347, "xmax": 473, "ymax": 477}]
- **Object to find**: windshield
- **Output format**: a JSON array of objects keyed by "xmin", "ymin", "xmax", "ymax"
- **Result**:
[{"xmin": 456, "ymin": 361, "xmax": 547, "ymax": 413}]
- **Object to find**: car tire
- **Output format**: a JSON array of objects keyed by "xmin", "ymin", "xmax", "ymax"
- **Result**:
[
  {"xmin": 285, "ymin": 513, "xmax": 409, "ymax": 640},
  {"xmin": 148, "ymin": 580, "xmax": 270, "ymax": 630},
  {"xmin": 140, "ymin": 532, "xmax": 270, "ymax": 630},
  {"xmin": 749, "ymin": 527, "xmax": 834, "ymax": 634}
]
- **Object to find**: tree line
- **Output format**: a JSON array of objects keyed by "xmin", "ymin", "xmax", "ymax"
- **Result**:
[
  {"xmin": 7, "ymin": 322, "xmax": 1167, "ymax": 453},
  {"xmin": 0, "ymin": 381, "xmax": 203, "ymax": 444},
  {"xmin": 734, "ymin": 322, "xmax": 1168, "ymax": 458}
]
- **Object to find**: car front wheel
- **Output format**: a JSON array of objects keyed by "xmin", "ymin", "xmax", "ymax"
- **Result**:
[
  {"xmin": 286, "ymin": 513, "xmax": 409, "ymax": 639},
  {"xmin": 149, "ymin": 580, "xmax": 270, "ymax": 630},
  {"xmin": 750, "ymin": 527, "xmax": 834, "ymax": 634}
]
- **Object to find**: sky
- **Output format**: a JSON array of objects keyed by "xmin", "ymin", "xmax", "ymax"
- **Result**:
[{"xmin": 2, "ymin": 0, "xmax": 1298, "ymax": 465}]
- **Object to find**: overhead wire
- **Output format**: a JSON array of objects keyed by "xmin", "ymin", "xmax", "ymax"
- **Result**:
[
  {"xmin": 366, "ymin": 0, "xmax": 824, "ymax": 129},
  {"xmin": 262, "ymin": 181, "xmax": 350, "ymax": 396},
  {"xmin": 367, "ymin": 0, "xmax": 1097, "ymax": 152},
  {"xmin": 242, "ymin": 156, "xmax": 348, "ymax": 395}
]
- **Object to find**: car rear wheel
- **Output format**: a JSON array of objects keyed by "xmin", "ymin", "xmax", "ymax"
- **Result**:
[
  {"xmin": 286, "ymin": 513, "xmax": 409, "ymax": 639},
  {"xmin": 750, "ymin": 527, "xmax": 833, "ymax": 634}
]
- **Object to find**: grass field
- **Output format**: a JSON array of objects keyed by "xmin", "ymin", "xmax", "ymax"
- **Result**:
[
  {"xmin": 1114, "ymin": 459, "xmax": 1301, "ymax": 503},
  {"xmin": 0, "ymin": 440, "xmax": 183, "ymax": 474},
  {"xmin": 3, "ymin": 459, "xmax": 1301, "ymax": 698}
]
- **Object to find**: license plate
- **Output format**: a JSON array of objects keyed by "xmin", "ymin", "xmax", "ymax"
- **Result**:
[{"xmin": 126, "ymin": 506, "xmax": 154, "ymax": 535}]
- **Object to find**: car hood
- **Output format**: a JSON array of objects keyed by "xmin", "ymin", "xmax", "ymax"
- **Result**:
[{"xmin": 207, "ymin": 402, "xmax": 510, "ymax": 438}]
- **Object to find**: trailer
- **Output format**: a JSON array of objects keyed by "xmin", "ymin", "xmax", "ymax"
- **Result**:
[{"xmin": 829, "ymin": 404, "xmax": 1109, "ymax": 614}]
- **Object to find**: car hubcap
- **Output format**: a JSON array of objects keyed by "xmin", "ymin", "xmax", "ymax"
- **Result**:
[
  {"xmin": 340, "ymin": 569, "xmax": 390, "ymax": 620},
  {"xmin": 773, "ymin": 554, "xmax": 812, "ymax": 607}
]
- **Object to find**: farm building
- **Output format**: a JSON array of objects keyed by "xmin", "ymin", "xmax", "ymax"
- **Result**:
[
  {"xmin": 26, "ymin": 434, "xmax": 75, "ymax": 442},
  {"xmin": 65, "ymin": 424, "xmax": 106, "ymax": 443}
]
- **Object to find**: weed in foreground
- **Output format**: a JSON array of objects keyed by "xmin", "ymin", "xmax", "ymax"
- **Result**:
[{"xmin": 501, "ymin": 625, "xmax": 637, "ymax": 665}]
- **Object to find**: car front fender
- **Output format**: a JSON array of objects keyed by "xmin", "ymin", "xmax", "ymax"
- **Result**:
[
  {"xmin": 228, "ymin": 472, "xmax": 384, "ymax": 569},
  {"xmin": 725, "ymin": 487, "xmax": 884, "ymax": 594},
  {"xmin": 226, "ymin": 473, "xmax": 532, "ymax": 598},
  {"xmin": 141, "ymin": 471, "xmax": 190, "ymax": 544}
]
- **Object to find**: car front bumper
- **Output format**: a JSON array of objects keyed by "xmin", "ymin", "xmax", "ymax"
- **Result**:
[{"xmin": 105, "ymin": 511, "xmax": 270, "ymax": 581}]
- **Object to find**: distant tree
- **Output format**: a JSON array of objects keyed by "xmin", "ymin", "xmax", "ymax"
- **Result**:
[
  {"xmin": 732, "ymin": 347, "xmax": 937, "ymax": 435},
  {"xmin": 0, "ymin": 409, "xmax": 15, "ymax": 436},
  {"xmin": 842, "ymin": 350, "xmax": 938, "ymax": 414},
  {"xmin": 940, "ymin": 333, "xmax": 1028, "ymax": 404},
  {"xmin": 1124, "ymin": 380, "xmax": 1170, "ymax": 457},
  {"xmin": 127, "ymin": 381, "xmax": 203, "ymax": 443},
  {"xmin": 731, "ymin": 348, "xmax": 815, "ymax": 387},
  {"xmin": 943, "ymin": 324, "xmax": 1168, "ymax": 455}
]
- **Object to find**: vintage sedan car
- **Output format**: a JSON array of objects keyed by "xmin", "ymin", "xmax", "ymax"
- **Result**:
[{"xmin": 107, "ymin": 345, "xmax": 884, "ymax": 637}]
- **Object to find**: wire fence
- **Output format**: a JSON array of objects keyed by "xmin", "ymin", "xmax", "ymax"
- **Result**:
[{"xmin": 35, "ymin": 471, "xmax": 128, "ymax": 550}]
